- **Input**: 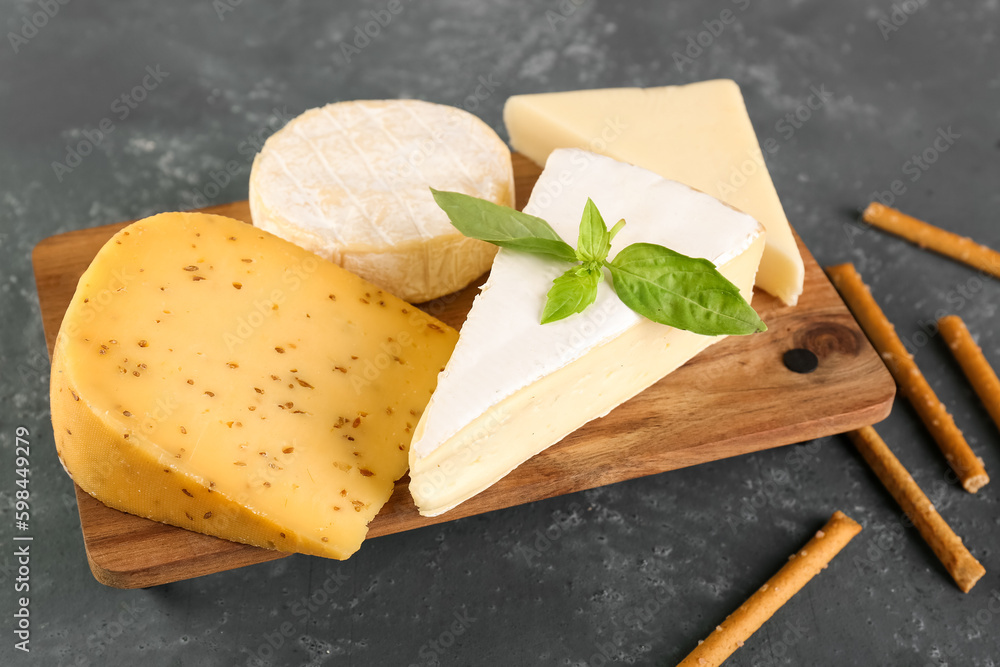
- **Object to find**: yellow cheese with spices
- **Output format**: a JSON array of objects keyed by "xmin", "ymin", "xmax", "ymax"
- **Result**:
[{"xmin": 50, "ymin": 212, "xmax": 457, "ymax": 559}]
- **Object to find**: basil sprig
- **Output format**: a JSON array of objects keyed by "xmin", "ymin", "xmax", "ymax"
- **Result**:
[{"xmin": 430, "ymin": 189, "xmax": 766, "ymax": 336}]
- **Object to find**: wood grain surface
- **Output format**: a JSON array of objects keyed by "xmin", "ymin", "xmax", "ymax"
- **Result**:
[{"xmin": 33, "ymin": 153, "xmax": 895, "ymax": 588}]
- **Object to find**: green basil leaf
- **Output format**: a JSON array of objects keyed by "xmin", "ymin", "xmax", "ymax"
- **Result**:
[
  {"xmin": 576, "ymin": 198, "xmax": 611, "ymax": 263},
  {"xmin": 431, "ymin": 188, "xmax": 577, "ymax": 262},
  {"xmin": 541, "ymin": 266, "xmax": 601, "ymax": 324},
  {"xmin": 607, "ymin": 243, "xmax": 766, "ymax": 336}
]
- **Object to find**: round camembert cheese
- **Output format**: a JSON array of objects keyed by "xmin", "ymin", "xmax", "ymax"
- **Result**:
[{"xmin": 249, "ymin": 100, "xmax": 514, "ymax": 303}]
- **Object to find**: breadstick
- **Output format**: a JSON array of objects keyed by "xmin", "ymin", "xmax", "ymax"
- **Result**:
[
  {"xmin": 677, "ymin": 511, "xmax": 862, "ymax": 667},
  {"xmin": 848, "ymin": 426, "xmax": 985, "ymax": 593},
  {"xmin": 939, "ymin": 315, "xmax": 1000, "ymax": 433},
  {"xmin": 827, "ymin": 263, "xmax": 989, "ymax": 492},
  {"xmin": 863, "ymin": 202, "xmax": 1000, "ymax": 279}
]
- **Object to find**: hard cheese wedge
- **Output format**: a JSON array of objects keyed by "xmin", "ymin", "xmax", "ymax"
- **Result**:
[
  {"xmin": 503, "ymin": 80, "xmax": 803, "ymax": 306},
  {"xmin": 50, "ymin": 212, "xmax": 457, "ymax": 560},
  {"xmin": 408, "ymin": 149, "xmax": 766, "ymax": 517}
]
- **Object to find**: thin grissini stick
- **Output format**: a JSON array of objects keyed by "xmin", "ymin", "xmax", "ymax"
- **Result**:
[
  {"xmin": 862, "ymin": 202, "xmax": 1000, "ymax": 279},
  {"xmin": 847, "ymin": 426, "xmax": 985, "ymax": 593},
  {"xmin": 826, "ymin": 263, "xmax": 989, "ymax": 493},
  {"xmin": 939, "ymin": 315, "xmax": 1000, "ymax": 433},
  {"xmin": 677, "ymin": 511, "xmax": 862, "ymax": 667}
]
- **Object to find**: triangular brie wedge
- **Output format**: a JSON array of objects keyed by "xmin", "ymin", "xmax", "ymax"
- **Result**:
[
  {"xmin": 409, "ymin": 149, "xmax": 766, "ymax": 517},
  {"xmin": 503, "ymin": 80, "xmax": 803, "ymax": 306}
]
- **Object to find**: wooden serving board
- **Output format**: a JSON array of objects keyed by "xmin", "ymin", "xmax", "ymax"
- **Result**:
[{"xmin": 33, "ymin": 154, "xmax": 895, "ymax": 588}]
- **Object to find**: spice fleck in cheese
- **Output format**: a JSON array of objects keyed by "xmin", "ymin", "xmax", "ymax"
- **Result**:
[{"xmin": 50, "ymin": 212, "xmax": 457, "ymax": 559}]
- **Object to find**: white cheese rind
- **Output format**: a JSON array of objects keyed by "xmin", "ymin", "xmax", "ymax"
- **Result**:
[
  {"xmin": 503, "ymin": 80, "xmax": 804, "ymax": 306},
  {"xmin": 408, "ymin": 149, "xmax": 765, "ymax": 516},
  {"xmin": 249, "ymin": 99, "xmax": 514, "ymax": 303}
]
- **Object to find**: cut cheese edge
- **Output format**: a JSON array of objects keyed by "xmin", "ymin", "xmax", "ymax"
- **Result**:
[
  {"xmin": 249, "ymin": 99, "xmax": 514, "ymax": 303},
  {"xmin": 50, "ymin": 212, "xmax": 457, "ymax": 559},
  {"xmin": 408, "ymin": 149, "xmax": 766, "ymax": 517},
  {"xmin": 503, "ymin": 79, "xmax": 803, "ymax": 306}
]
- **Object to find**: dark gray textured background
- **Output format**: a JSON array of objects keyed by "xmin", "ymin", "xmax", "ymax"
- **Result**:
[{"xmin": 2, "ymin": 1, "xmax": 999, "ymax": 665}]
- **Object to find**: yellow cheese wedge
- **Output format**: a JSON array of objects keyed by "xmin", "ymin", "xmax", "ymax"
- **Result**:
[
  {"xmin": 50, "ymin": 212, "xmax": 457, "ymax": 559},
  {"xmin": 503, "ymin": 80, "xmax": 804, "ymax": 306}
]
